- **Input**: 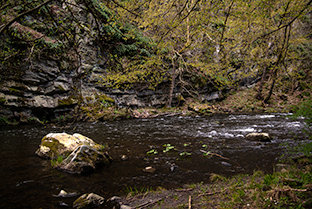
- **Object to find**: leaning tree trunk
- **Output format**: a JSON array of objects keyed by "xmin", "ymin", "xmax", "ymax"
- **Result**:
[{"xmin": 264, "ymin": 76, "xmax": 276, "ymax": 103}]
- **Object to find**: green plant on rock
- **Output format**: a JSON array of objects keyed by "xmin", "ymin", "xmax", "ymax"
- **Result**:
[
  {"xmin": 51, "ymin": 155, "xmax": 65, "ymax": 167},
  {"xmin": 28, "ymin": 117, "xmax": 41, "ymax": 123},
  {"xmin": 0, "ymin": 117, "xmax": 9, "ymax": 125},
  {"xmin": 98, "ymin": 144, "xmax": 108, "ymax": 152},
  {"xmin": 100, "ymin": 99, "xmax": 111, "ymax": 108},
  {"xmin": 8, "ymin": 87, "xmax": 24, "ymax": 96}
]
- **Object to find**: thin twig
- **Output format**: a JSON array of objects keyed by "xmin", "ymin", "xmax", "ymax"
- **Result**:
[
  {"xmin": 271, "ymin": 188, "xmax": 308, "ymax": 193},
  {"xmin": 199, "ymin": 190, "xmax": 224, "ymax": 197},
  {"xmin": 200, "ymin": 150, "xmax": 241, "ymax": 167},
  {"xmin": 188, "ymin": 195, "xmax": 192, "ymax": 209},
  {"xmin": 135, "ymin": 198, "xmax": 163, "ymax": 209},
  {"xmin": 0, "ymin": 0, "xmax": 53, "ymax": 34},
  {"xmin": 2, "ymin": 51, "xmax": 19, "ymax": 61},
  {"xmin": 200, "ymin": 150, "xmax": 229, "ymax": 160},
  {"xmin": 175, "ymin": 188, "xmax": 194, "ymax": 192},
  {"xmin": 252, "ymin": 0, "xmax": 312, "ymax": 44},
  {"xmin": 111, "ymin": 0, "xmax": 141, "ymax": 18}
]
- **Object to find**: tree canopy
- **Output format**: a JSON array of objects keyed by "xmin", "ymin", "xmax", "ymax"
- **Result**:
[
  {"xmin": 111, "ymin": 0, "xmax": 312, "ymax": 104},
  {"xmin": 1, "ymin": 0, "xmax": 311, "ymax": 105}
]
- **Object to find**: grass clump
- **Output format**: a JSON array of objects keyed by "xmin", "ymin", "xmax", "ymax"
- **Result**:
[{"xmin": 51, "ymin": 155, "xmax": 65, "ymax": 167}]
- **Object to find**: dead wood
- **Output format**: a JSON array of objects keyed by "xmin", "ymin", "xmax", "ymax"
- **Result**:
[
  {"xmin": 199, "ymin": 190, "xmax": 224, "ymax": 197},
  {"xmin": 268, "ymin": 187, "xmax": 308, "ymax": 202},
  {"xmin": 200, "ymin": 150, "xmax": 241, "ymax": 166},
  {"xmin": 200, "ymin": 150, "xmax": 229, "ymax": 160},
  {"xmin": 134, "ymin": 198, "xmax": 163, "ymax": 209},
  {"xmin": 175, "ymin": 188, "xmax": 194, "ymax": 192}
]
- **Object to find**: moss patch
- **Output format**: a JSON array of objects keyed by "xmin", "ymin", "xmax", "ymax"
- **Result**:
[
  {"xmin": 40, "ymin": 137, "xmax": 69, "ymax": 159},
  {"xmin": 98, "ymin": 94, "xmax": 115, "ymax": 104},
  {"xmin": 0, "ymin": 96, "xmax": 6, "ymax": 104},
  {"xmin": 58, "ymin": 96, "xmax": 78, "ymax": 106}
]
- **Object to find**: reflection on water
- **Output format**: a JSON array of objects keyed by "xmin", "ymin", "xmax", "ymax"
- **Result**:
[{"xmin": 0, "ymin": 113, "xmax": 307, "ymax": 208}]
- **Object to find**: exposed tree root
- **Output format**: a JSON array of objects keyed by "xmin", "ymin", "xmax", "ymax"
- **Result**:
[{"xmin": 268, "ymin": 187, "xmax": 308, "ymax": 202}]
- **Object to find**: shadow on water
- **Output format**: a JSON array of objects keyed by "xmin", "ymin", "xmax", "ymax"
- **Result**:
[{"xmin": 0, "ymin": 113, "xmax": 307, "ymax": 208}]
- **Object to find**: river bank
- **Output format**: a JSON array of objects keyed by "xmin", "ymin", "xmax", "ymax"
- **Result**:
[
  {"xmin": 117, "ymin": 156, "xmax": 312, "ymax": 208},
  {"xmin": 1, "ymin": 85, "xmax": 307, "ymax": 126}
]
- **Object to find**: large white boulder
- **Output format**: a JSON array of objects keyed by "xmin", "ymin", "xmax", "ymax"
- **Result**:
[
  {"xmin": 35, "ymin": 133, "xmax": 112, "ymax": 174},
  {"xmin": 35, "ymin": 133, "xmax": 102, "ymax": 159}
]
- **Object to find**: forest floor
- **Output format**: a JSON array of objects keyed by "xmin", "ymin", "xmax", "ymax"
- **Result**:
[{"xmin": 213, "ymin": 87, "xmax": 307, "ymax": 114}]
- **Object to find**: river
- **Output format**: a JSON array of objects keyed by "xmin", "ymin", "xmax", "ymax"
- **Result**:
[{"xmin": 0, "ymin": 113, "xmax": 307, "ymax": 208}]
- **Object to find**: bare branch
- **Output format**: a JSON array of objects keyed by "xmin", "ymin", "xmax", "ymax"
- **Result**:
[
  {"xmin": 253, "ymin": 0, "xmax": 312, "ymax": 43},
  {"xmin": 157, "ymin": 0, "xmax": 201, "ymax": 45},
  {"xmin": 0, "ymin": 3, "xmax": 10, "ymax": 11},
  {"xmin": 111, "ymin": 0, "xmax": 141, "ymax": 18},
  {"xmin": 0, "ymin": 0, "xmax": 54, "ymax": 35},
  {"xmin": 172, "ymin": 0, "xmax": 190, "ymax": 21},
  {"xmin": 1, "ymin": 51, "xmax": 20, "ymax": 61}
]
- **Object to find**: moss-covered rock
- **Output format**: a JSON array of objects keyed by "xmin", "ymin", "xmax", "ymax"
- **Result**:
[
  {"xmin": 188, "ymin": 103, "xmax": 216, "ymax": 114},
  {"xmin": 35, "ymin": 133, "xmax": 104, "ymax": 159},
  {"xmin": 36, "ymin": 133, "xmax": 112, "ymax": 174},
  {"xmin": 56, "ymin": 145, "xmax": 111, "ymax": 174},
  {"xmin": 73, "ymin": 193, "xmax": 105, "ymax": 209}
]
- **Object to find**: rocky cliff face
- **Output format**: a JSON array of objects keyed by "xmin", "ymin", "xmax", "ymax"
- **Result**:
[
  {"xmin": 0, "ymin": 54, "xmax": 223, "ymax": 124},
  {"xmin": 0, "ymin": 59, "xmax": 74, "ymax": 123},
  {"xmin": 0, "ymin": 0, "xmax": 173, "ymax": 124},
  {"xmin": 0, "ymin": 1, "xmax": 223, "ymax": 124},
  {"xmin": 0, "ymin": 54, "xmax": 181, "ymax": 124}
]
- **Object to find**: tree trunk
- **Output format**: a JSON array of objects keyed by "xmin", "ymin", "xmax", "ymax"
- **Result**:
[
  {"xmin": 264, "ymin": 77, "xmax": 276, "ymax": 103},
  {"xmin": 168, "ymin": 57, "xmax": 177, "ymax": 108},
  {"xmin": 256, "ymin": 66, "xmax": 267, "ymax": 100}
]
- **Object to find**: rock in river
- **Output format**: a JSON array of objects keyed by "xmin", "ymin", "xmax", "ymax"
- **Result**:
[
  {"xmin": 55, "ymin": 145, "xmax": 111, "ymax": 174},
  {"xmin": 35, "ymin": 133, "xmax": 103, "ymax": 159},
  {"xmin": 245, "ymin": 132, "xmax": 271, "ymax": 142},
  {"xmin": 53, "ymin": 189, "xmax": 77, "ymax": 198},
  {"xmin": 35, "ymin": 133, "xmax": 112, "ymax": 174},
  {"xmin": 73, "ymin": 193, "xmax": 105, "ymax": 209}
]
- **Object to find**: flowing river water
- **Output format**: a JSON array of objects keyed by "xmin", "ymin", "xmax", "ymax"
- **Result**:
[{"xmin": 0, "ymin": 113, "xmax": 308, "ymax": 208}]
